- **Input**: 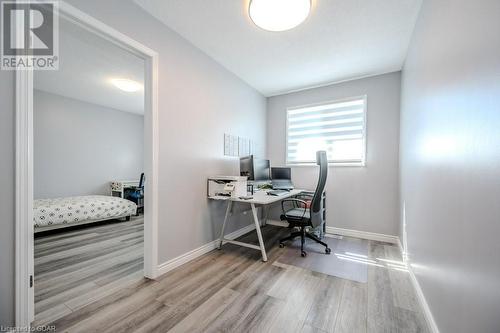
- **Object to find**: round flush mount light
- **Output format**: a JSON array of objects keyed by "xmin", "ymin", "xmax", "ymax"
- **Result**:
[
  {"xmin": 249, "ymin": 0, "xmax": 311, "ymax": 32},
  {"xmin": 110, "ymin": 78, "xmax": 143, "ymax": 92}
]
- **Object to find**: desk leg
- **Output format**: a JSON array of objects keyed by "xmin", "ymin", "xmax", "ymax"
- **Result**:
[
  {"xmin": 251, "ymin": 203, "xmax": 268, "ymax": 262},
  {"xmin": 219, "ymin": 201, "xmax": 233, "ymax": 249},
  {"xmin": 262, "ymin": 205, "xmax": 269, "ymax": 226}
]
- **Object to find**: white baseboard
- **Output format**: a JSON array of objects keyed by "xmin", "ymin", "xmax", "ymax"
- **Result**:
[
  {"xmin": 156, "ymin": 223, "xmax": 256, "ymax": 277},
  {"xmin": 325, "ymin": 226, "xmax": 399, "ymax": 244},
  {"xmin": 397, "ymin": 241, "xmax": 439, "ymax": 333},
  {"xmin": 407, "ymin": 266, "xmax": 439, "ymax": 333},
  {"xmin": 267, "ymin": 220, "xmax": 399, "ymax": 245}
]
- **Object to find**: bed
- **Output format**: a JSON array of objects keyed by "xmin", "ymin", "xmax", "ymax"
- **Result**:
[{"xmin": 34, "ymin": 195, "xmax": 137, "ymax": 232}]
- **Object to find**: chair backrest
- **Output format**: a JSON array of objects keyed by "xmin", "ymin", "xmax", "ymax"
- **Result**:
[
  {"xmin": 139, "ymin": 173, "xmax": 145, "ymax": 189},
  {"xmin": 310, "ymin": 151, "xmax": 327, "ymax": 228}
]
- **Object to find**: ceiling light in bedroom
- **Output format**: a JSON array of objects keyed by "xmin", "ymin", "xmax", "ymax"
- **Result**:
[
  {"xmin": 249, "ymin": 0, "xmax": 311, "ymax": 32},
  {"xmin": 110, "ymin": 78, "xmax": 143, "ymax": 92}
]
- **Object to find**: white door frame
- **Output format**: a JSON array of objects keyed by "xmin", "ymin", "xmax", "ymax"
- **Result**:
[{"xmin": 15, "ymin": 2, "xmax": 160, "ymax": 327}]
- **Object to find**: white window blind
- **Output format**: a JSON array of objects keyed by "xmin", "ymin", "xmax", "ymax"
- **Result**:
[{"xmin": 286, "ymin": 96, "xmax": 366, "ymax": 165}]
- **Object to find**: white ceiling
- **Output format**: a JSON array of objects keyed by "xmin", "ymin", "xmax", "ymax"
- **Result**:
[
  {"xmin": 135, "ymin": 0, "xmax": 422, "ymax": 96},
  {"xmin": 34, "ymin": 18, "xmax": 145, "ymax": 114}
]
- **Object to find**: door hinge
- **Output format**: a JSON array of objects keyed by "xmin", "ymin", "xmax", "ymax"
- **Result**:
[{"xmin": 30, "ymin": 275, "xmax": 33, "ymax": 288}]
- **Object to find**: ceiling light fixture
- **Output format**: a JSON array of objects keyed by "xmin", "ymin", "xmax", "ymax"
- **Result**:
[
  {"xmin": 110, "ymin": 78, "xmax": 143, "ymax": 92},
  {"xmin": 249, "ymin": 0, "xmax": 311, "ymax": 32}
]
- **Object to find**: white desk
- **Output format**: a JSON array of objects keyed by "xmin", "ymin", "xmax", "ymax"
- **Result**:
[
  {"xmin": 110, "ymin": 180, "xmax": 140, "ymax": 198},
  {"xmin": 209, "ymin": 189, "xmax": 304, "ymax": 262}
]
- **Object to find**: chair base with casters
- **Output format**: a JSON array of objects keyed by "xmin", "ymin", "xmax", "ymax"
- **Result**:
[
  {"xmin": 279, "ymin": 225, "xmax": 331, "ymax": 257},
  {"xmin": 279, "ymin": 150, "xmax": 330, "ymax": 257}
]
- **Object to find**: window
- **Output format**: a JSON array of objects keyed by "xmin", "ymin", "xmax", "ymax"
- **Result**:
[{"xmin": 286, "ymin": 96, "xmax": 366, "ymax": 165}]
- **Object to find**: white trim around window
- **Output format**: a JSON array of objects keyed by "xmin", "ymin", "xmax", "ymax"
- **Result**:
[{"xmin": 285, "ymin": 95, "xmax": 367, "ymax": 167}]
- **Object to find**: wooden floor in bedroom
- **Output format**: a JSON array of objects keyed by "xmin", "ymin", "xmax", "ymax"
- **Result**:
[
  {"xmin": 34, "ymin": 216, "xmax": 145, "ymax": 327},
  {"xmin": 34, "ymin": 222, "xmax": 430, "ymax": 332}
]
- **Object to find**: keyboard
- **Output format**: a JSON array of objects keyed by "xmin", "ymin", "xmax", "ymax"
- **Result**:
[
  {"xmin": 267, "ymin": 190, "xmax": 290, "ymax": 196},
  {"xmin": 272, "ymin": 180, "xmax": 294, "ymax": 190}
]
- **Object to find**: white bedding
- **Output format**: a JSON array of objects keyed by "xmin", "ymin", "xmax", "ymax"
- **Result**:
[{"xmin": 34, "ymin": 195, "xmax": 137, "ymax": 228}]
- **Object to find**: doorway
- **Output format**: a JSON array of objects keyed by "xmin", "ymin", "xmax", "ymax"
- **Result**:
[{"xmin": 15, "ymin": 2, "xmax": 159, "ymax": 327}]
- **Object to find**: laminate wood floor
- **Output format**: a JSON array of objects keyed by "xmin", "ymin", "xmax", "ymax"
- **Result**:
[
  {"xmin": 35, "ymin": 223, "xmax": 429, "ymax": 333},
  {"xmin": 34, "ymin": 216, "xmax": 145, "ymax": 327}
]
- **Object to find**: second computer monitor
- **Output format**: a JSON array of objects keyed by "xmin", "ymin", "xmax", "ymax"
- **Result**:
[
  {"xmin": 240, "ymin": 155, "xmax": 270, "ymax": 181},
  {"xmin": 254, "ymin": 158, "xmax": 270, "ymax": 181}
]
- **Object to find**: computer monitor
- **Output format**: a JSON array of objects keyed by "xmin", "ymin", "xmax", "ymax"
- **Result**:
[
  {"xmin": 271, "ymin": 167, "xmax": 291, "ymax": 180},
  {"xmin": 240, "ymin": 155, "xmax": 254, "ymax": 179},
  {"xmin": 240, "ymin": 155, "xmax": 270, "ymax": 181},
  {"xmin": 254, "ymin": 159, "xmax": 271, "ymax": 181}
]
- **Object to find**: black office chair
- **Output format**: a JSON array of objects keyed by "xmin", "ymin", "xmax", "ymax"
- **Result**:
[
  {"xmin": 279, "ymin": 151, "xmax": 330, "ymax": 257},
  {"xmin": 127, "ymin": 173, "xmax": 145, "ymax": 216}
]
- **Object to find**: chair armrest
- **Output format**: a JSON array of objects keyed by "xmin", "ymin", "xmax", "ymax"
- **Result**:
[
  {"xmin": 292, "ymin": 193, "xmax": 313, "ymax": 210},
  {"xmin": 129, "ymin": 187, "xmax": 143, "ymax": 191},
  {"xmin": 281, "ymin": 199, "xmax": 309, "ymax": 220},
  {"xmin": 295, "ymin": 193, "xmax": 313, "ymax": 200}
]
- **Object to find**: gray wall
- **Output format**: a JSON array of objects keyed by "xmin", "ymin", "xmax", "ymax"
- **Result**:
[
  {"xmin": 0, "ymin": 69, "xmax": 15, "ymax": 326},
  {"xmin": 64, "ymin": 0, "xmax": 267, "ymax": 265},
  {"xmin": 267, "ymin": 72, "xmax": 401, "ymax": 235},
  {"xmin": 0, "ymin": 0, "xmax": 266, "ymax": 326},
  {"xmin": 34, "ymin": 90, "xmax": 144, "ymax": 199},
  {"xmin": 399, "ymin": 0, "xmax": 500, "ymax": 332}
]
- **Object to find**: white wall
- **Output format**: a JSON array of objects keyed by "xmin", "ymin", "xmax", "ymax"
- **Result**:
[
  {"xmin": 399, "ymin": 1, "xmax": 500, "ymax": 332},
  {"xmin": 34, "ymin": 90, "xmax": 144, "ymax": 199},
  {"xmin": 0, "ymin": 1, "xmax": 266, "ymax": 324},
  {"xmin": 267, "ymin": 72, "xmax": 401, "ymax": 236},
  {"xmin": 65, "ymin": 0, "xmax": 267, "ymax": 266}
]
